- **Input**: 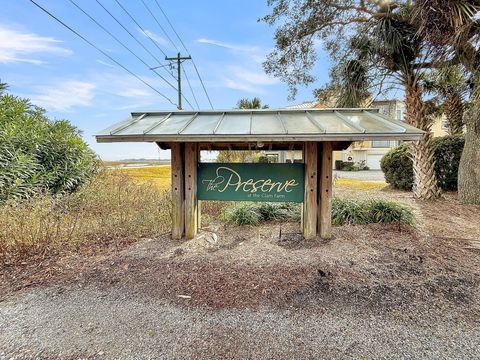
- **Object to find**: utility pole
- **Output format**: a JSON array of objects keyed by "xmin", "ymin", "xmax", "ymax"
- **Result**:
[{"xmin": 164, "ymin": 52, "xmax": 191, "ymax": 110}]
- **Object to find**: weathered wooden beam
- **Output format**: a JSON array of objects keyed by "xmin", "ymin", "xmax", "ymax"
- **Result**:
[
  {"xmin": 319, "ymin": 142, "xmax": 333, "ymax": 239},
  {"xmin": 197, "ymin": 148, "xmax": 202, "ymax": 229},
  {"xmin": 170, "ymin": 143, "xmax": 185, "ymax": 240},
  {"xmin": 303, "ymin": 142, "xmax": 318, "ymax": 240},
  {"xmin": 184, "ymin": 143, "xmax": 198, "ymax": 239}
]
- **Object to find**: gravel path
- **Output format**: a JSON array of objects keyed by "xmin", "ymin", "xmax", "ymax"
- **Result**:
[{"xmin": 1, "ymin": 285, "xmax": 479, "ymax": 359}]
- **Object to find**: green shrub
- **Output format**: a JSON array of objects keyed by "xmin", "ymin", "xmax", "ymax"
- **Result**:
[
  {"xmin": 221, "ymin": 202, "xmax": 301, "ymax": 225},
  {"xmin": 331, "ymin": 198, "xmax": 370, "ymax": 225},
  {"xmin": 0, "ymin": 92, "xmax": 98, "ymax": 203},
  {"xmin": 257, "ymin": 202, "xmax": 301, "ymax": 221},
  {"xmin": 380, "ymin": 143, "xmax": 414, "ymax": 190},
  {"xmin": 221, "ymin": 203, "xmax": 262, "ymax": 226},
  {"xmin": 380, "ymin": 136, "xmax": 465, "ymax": 191},
  {"xmin": 366, "ymin": 199, "xmax": 414, "ymax": 225},
  {"xmin": 332, "ymin": 198, "xmax": 414, "ymax": 226},
  {"xmin": 432, "ymin": 135, "xmax": 464, "ymax": 190}
]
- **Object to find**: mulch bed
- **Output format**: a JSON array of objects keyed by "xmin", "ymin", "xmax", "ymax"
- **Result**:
[{"xmin": 3, "ymin": 221, "xmax": 478, "ymax": 322}]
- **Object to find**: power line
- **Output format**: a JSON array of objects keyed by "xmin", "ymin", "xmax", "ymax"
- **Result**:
[
  {"xmin": 108, "ymin": 0, "xmax": 194, "ymax": 110},
  {"xmin": 95, "ymin": 0, "xmax": 193, "ymax": 109},
  {"xmin": 29, "ymin": 0, "xmax": 177, "ymax": 107},
  {"xmin": 138, "ymin": 0, "xmax": 200, "ymax": 109},
  {"xmin": 67, "ymin": 0, "xmax": 178, "ymax": 94},
  {"xmin": 95, "ymin": 0, "xmax": 163, "ymax": 67},
  {"xmin": 183, "ymin": 65, "xmax": 200, "ymax": 109},
  {"xmin": 112, "ymin": 0, "xmax": 167, "ymax": 57},
  {"xmin": 139, "ymin": 0, "xmax": 178, "ymax": 52},
  {"xmin": 153, "ymin": 0, "xmax": 214, "ymax": 109}
]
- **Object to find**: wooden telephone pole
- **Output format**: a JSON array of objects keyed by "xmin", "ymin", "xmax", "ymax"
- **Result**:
[{"xmin": 165, "ymin": 52, "xmax": 191, "ymax": 110}]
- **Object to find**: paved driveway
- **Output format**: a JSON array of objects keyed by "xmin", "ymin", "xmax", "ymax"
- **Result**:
[{"xmin": 333, "ymin": 170, "xmax": 385, "ymax": 182}]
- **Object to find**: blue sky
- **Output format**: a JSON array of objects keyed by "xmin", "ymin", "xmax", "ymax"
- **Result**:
[{"xmin": 1, "ymin": 0, "xmax": 332, "ymax": 160}]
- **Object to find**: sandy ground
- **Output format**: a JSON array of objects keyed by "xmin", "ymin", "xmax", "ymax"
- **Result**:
[{"xmin": 1, "ymin": 186, "xmax": 480, "ymax": 359}]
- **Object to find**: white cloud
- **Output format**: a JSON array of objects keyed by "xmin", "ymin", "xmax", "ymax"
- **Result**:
[
  {"xmin": 197, "ymin": 38, "xmax": 257, "ymax": 52},
  {"xmin": 30, "ymin": 81, "xmax": 95, "ymax": 112},
  {"xmin": 222, "ymin": 65, "xmax": 278, "ymax": 93},
  {"xmin": 197, "ymin": 38, "xmax": 266, "ymax": 63},
  {"xmin": 0, "ymin": 24, "xmax": 72, "ymax": 65},
  {"xmin": 140, "ymin": 28, "xmax": 168, "ymax": 47},
  {"xmin": 97, "ymin": 59, "xmax": 115, "ymax": 68}
]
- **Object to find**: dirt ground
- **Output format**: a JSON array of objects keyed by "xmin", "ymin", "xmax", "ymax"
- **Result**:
[{"xmin": 1, "ymin": 186, "xmax": 480, "ymax": 359}]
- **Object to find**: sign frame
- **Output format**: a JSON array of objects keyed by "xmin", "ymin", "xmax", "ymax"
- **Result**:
[{"xmin": 197, "ymin": 162, "xmax": 305, "ymax": 203}]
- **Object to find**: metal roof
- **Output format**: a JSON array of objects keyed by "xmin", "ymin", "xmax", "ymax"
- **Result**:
[{"xmin": 95, "ymin": 108, "xmax": 423, "ymax": 143}]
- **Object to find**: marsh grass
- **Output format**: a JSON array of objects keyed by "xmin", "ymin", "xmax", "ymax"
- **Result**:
[{"xmin": 0, "ymin": 171, "xmax": 172, "ymax": 264}]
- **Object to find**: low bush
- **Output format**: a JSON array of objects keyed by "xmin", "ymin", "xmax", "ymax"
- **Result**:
[
  {"xmin": 380, "ymin": 143, "xmax": 414, "ymax": 190},
  {"xmin": 221, "ymin": 202, "xmax": 301, "ymax": 225},
  {"xmin": 221, "ymin": 203, "xmax": 262, "ymax": 226},
  {"xmin": 380, "ymin": 136, "xmax": 465, "ymax": 191},
  {"xmin": 332, "ymin": 198, "xmax": 414, "ymax": 226},
  {"xmin": 0, "ymin": 172, "xmax": 172, "ymax": 264},
  {"xmin": 221, "ymin": 199, "xmax": 413, "ymax": 227},
  {"xmin": 331, "ymin": 198, "xmax": 370, "ymax": 225},
  {"xmin": 367, "ymin": 199, "xmax": 414, "ymax": 225}
]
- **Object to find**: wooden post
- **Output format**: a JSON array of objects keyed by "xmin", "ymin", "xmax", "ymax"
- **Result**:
[
  {"xmin": 171, "ymin": 143, "xmax": 185, "ymax": 240},
  {"xmin": 319, "ymin": 142, "xmax": 333, "ymax": 238},
  {"xmin": 197, "ymin": 147, "xmax": 201, "ymax": 229},
  {"xmin": 184, "ymin": 142, "xmax": 198, "ymax": 239},
  {"xmin": 303, "ymin": 142, "xmax": 318, "ymax": 239}
]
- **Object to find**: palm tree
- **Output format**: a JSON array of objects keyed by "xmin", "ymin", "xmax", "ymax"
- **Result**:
[
  {"xmin": 0, "ymin": 81, "xmax": 7, "ymax": 95},
  {"xmin": 414, "ymin": 0, "xmax": 480, "ymax": 204},
  {"xmin": 237, "ymin": 97, "xmax": 269, "ymax": 109},
  {"xmin": 217, "ymin": 98, "xmax": 269, "ymax": 163},
  {"xmin": 263, "ymin": 0, "xmax": 442, "ymax": 199},
  {"xmin": 424, "ymin": 66, "xmax": 468, "ymax": 136},
  {"xmin": 334, "ymin": 7, "xmax": 441, "ymax": 199}
]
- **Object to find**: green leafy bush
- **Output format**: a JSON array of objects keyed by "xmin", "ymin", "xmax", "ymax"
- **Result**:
[
  {"xmin": 380, "ymin": 143, "xmax": 414, "ymax": 190},
  {"xmin": 221, "ymin": 202, "xmax": 301, "ymax": 225},
  {"xmin": 367, "ymin": 199, "xmax": 414, "ymax": 225},
  {"xmin": 0, "ymin": 93, "xmax": 98, "ymax": 203},
  {"xmin": 221, "ymin": 203, "xmax": 262, "ymax": 226},
  {"xmin": 380, "ymin": 136, "xmax": 465, "ymax": 191},
  {"xmin": 432, "ymin": 135, "xmax": 464, "ymax": 190},
  {"xmin": 222, "ymin": 199, "xmax": 413, "ymax": 227},
  {"xmin": 332, "ymin": 198, "xmax": 414, "ymax": 226},
  {"xmin": 331, "ymin": 198, "xmax": 370, "ymax": 225}
]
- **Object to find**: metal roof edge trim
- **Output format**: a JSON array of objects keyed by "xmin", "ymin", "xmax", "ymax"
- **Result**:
[
  {"xmin": 95, "ymin": 132, "xmax": 423, "ymax": 143},
  {"xmin": 129, "ymin": 108, "xmax": 381, "ymax": 117}
]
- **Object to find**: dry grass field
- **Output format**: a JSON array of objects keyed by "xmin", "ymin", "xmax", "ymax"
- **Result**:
[
  {"xmin": 111, "ymin": 165, "xmax": 385, "ymax": 192},
  {"xmin": 111, "ymin": 165, "xmax": 172, "ymax": 190}
]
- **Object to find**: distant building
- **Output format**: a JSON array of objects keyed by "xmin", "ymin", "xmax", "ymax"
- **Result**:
[{"xmin": 263, "ymin": 99, "xmax": 447, "ymax": 169}]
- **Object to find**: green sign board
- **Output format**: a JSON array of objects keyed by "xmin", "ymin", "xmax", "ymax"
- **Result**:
[{"xmin": 197, "ymin": 163, "xmax": 304, "ymax": 203}]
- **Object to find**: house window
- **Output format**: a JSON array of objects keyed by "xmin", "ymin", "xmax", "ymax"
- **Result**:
[
  {"xmin": 379, "ymin": 105, "xmax": 390, "ymax": 115},
  {"xmin": 372, "ymin": 140, "xmax": 391, "ymax": 148},
  {"xmin": 396, "ymin": 109, "xmax": 403, "ymax": 120},
  {"xmin": 441, "ymin": 119, "xmax": 448, "ymax": 131}
]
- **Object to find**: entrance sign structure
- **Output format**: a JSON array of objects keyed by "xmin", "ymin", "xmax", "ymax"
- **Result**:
[
  {"xmin": 198, "ymin": 163, "xmax": 304, "ymax": 202},
  {"xmin": 96, "ymin": 108, "xmax": 424, "ymax": 240}
]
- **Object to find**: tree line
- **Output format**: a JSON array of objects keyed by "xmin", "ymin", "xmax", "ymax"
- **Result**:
[{"xmin": 263, "ymin": 0, "xmax": 480, "ymax": 204}]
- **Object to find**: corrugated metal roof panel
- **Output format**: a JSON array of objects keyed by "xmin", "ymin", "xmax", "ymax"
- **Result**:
[{"xmin": 95, "ymin": 108, "xmax": 424, "ymax": 143}]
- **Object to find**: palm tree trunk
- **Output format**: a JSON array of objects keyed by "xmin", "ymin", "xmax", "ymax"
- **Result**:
[
  {"xmin": 405, "ymin": 80, "xmax": 442, "ymax": 200},
  {"xmin": 458, "ymin": 96, "xmax": 480, "ymax": 204},
  {"xmin": 444, "ymin": 93, "xmax": 464, "ymax": 136}
]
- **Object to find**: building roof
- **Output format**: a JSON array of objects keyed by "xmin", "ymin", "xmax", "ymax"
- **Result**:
[{"xmin": 95, "ymin": 108, "xmax": 423, "ymax": 144}]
